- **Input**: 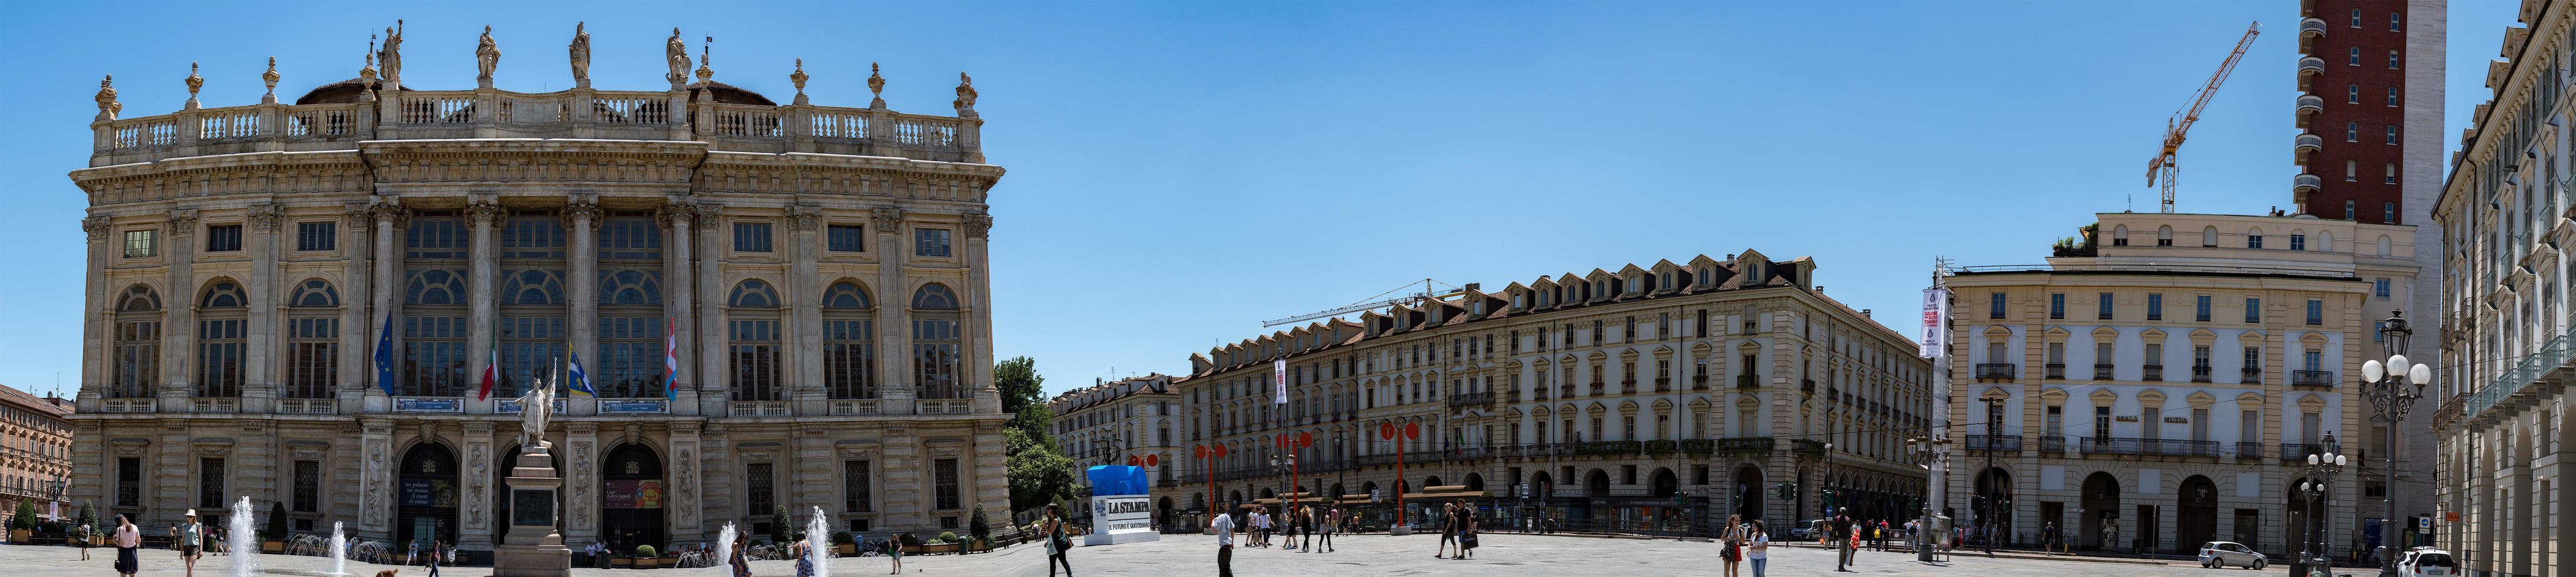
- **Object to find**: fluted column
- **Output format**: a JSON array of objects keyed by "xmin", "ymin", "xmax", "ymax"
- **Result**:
[
  {"xmin": 340, "ymin": 203, "xmax": 373, "ymax": 410},
  {"xmin": 78, "ymin": 217, "xmax": 111, "ymax": 412},
  {"xmin": 370, "ymin": 201, "xmax": 406, "ymax": 407},
  {"xmin": 694, "ymin": 203, "xmax": 727, "ymax": 411},
  {"xmin": 161, "ymin": 209, "xmax": 198, "ymax": 413},
  {"xmin": 789, "ymin": 206, "xmax": 824, "ymax": 413},
  {"xmin": 872, "ymin": 208, "xmax": 912, "ymax": 414},
  {"xmin": 963, "ymin": 212, "xmax": 997, "ymax": 414},
  {"xmin": 661, "ymin": 201, "xmax": 700, "ymax": 414},
  {"xmin": 244, "ymin": 205, "xmax": 282, "ymax": 413},
  {"xmin": 567, "ymin": 197, "xmax": 600, "ymax": 412},
  {"xmin": 467, "ymin": 196, "xmax": 501, "ymax": 408}
]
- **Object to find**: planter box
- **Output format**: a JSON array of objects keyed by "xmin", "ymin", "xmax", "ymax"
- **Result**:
[
  {"xmin": 610, "ymin": 556, "xmax": 634, "ymax": 568},
  {"xmin": 835, "ymin": 543, "xmax": 856, "ymax": 555},
  {"xmin": 262, "ymin": 540, "xmax": 285, "ymax": 553},
  {"xmin": 968, "ymin": 539, "xmax": 990, "ymax": 553},
  {"xmin": 8, "ymin": 529, "xmax": 28, "ymax": 544},
  {"xmin": 917, "ymin": 542, "xmax": 959, "ymax": 555}
]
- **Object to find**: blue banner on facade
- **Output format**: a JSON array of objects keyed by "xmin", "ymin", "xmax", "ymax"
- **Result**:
[{"xmin": 394, "ymin": 398, "xmax": 463, "ymax": 413}]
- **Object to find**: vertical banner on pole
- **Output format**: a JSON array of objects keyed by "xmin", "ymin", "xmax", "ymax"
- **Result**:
[
  {"xmin": 1920, "ymin": 288, "xmax": 1948, "ymax": 358},
  {"xmin": 1274, "ymin": 358, "xmax": 1288, "ymax": 404}
]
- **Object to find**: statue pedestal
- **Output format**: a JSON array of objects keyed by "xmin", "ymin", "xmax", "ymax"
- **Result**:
[{"xmin": 491, "ymin": 443, "xmax": 573, "ymax": 577}]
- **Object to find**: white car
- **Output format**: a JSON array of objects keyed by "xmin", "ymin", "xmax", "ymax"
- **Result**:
[
  {"xmin": 2396, "ymin": 548, "xmax": 2455, "ymax": 576},
  {"xmin": 2196, "ymin": 540, "xmax": 2266, "ymax": 569}
]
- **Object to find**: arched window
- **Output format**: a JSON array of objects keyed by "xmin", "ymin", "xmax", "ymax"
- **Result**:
[
  {"xmin": 729, "ymin": 280, "xmax": 780, "ymax": 309},
  {"xmin": 498, "ymin": 270, "xmax": 565, "ymax": 306},
  {"xmin": 111, "ymin": 285, "xmax": 162, "ymax": 399},
  {"xmin": 599, "ymin": 269, "xmax": 662, "ymax": 306},
  {"xmin": 824, "ymin": 281, "xmax": 877, "ymax": 400},
  {"xmin": 729, "ymin": 280, "xmax": 783, "ymax": 402},
  {"xmin": 2156, "ymin": 226, "xmax": 2173, "ymax": 246},
  {"xmin": 2202, "ymin": 227, "xmax": 2219, "ymax": 247},
  {"xmin": 287, "ymin": 280, "xmax": 340, "ymax": 399},
  {"xmin": 405, "ymin": 270, "xmax": 466, "ymax": 306},
  {"xmin": 2319, "ymin": 230, "xmax": 2335, "ymax": 253},
  {"xmin": 910, "ymin": 284, "xmax": 958, "ymax": 310},
  {"xmin": 913, "ymin": 284, "xmax": 963, "ymax": 400},
  {"xmin": 2110, "ymin": 225, "xmax": 2129, "ymax": 246},
  {"xmin": 197, "ymin": 280, "xmax": 247, "ymax": 399}
]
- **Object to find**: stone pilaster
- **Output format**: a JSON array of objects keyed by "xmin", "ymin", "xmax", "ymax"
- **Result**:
[
  {"xmin": 467, "ymin": 196, "xmax": 501, "ymax": 407},
  {"xmin": 880, "ymin": 425, "xmax": 922, "ymax": 528},
  {"xmin": 79, "ymin": 216, "xmax": 110, "ymax": 412},
  {"xmin": 359, "ymin": 417, "xmax": 394, "ymax": 537},
  {"xmin": 873, "ymin": 208, "xmax": 912, "ymax": 413},
  {"xmin": 694, "ymin": 202, "xmax": 725, "ymax": 409},
  {"xmin": 793, "ymin": 423, "xmax": 833, "ymax": 514},
  {"xmin": 789, "ymin": 205, "xmax": 824, "ymax": 413},
  {"xmin": 660, "ymin": 200, "xmax": 699, "ymax": 413},
  {"xmin": 461, "ymin": 420, "xmax": 497, "ymax": 548},
  {"xmin": 244, "ymin": 204, "xmax": 283, "ymax": 413},
  {"xmin": 669, "ymin": 423, "xmax": 704, "ymax": 539},
  {"xmin": 340, "ymin": 203, "xmax": 373, "ymax": 408},
  {"xmin": 566, "ymin": 197, "xmax": 599, "ymax": 411},
  {"xmin": 370, "ymin": 201, "xmax": 407, "ymax": 407},
  {"xmin": 963, "ymin": 212, "xmax": 997, "ymax": 414},
  {"xmin": 565, "ymin": 423, "xmax": 600, "ymax": 545},
  {"xmin": 161, "ymin": 209, "xmax": 198, "ymax": 413}
]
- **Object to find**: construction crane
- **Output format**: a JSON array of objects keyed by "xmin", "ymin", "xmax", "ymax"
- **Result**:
[
  {"xmin": 1262, "ymin": 278, "xmax": 1463, "ymax": 327},
  {"xmin": 2145, "ymin": 21, "xmax": 2260, "ymax": 213}
]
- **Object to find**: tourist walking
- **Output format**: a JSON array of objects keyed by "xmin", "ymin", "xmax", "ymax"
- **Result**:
[
  {"xmin": 1746, "ymin": 520, "xmax": 1770, "ymax": 577},
  {"xmin": 1434, "ymin": 503, "xmax": 1458, "ymax": 559},
  {"xmin": 174, "ymin": 509, "xmax": 205, "ymax": 577},
  {"xmin": 113, "ymin": 515, "xmax": 141, "ymax": 577},
  {"xmin": 885, "ymin": 532, "xmax": 905, "ymax": 575},
  {"xmin": 1209, "ymin": 508, "xmax": 1237, "ymax": 577},
  {"xmin": 75, "ymin": 520, "xmax": 93, "ymax": 561},
  {"xmin": 1045, "ymin": 503, "xmax": 1075, "ymax": 576},
  {"xmin": 793, "ymin": 537, "xmax": 817, "ymax": 577},
  {"xmin": 1829, "ymin": 508, "xmax": 1853, "ymax": 572},
  {"xmin": 1315, "ymin": 506, "xmax": 1335, "ymax": 552},
  {"xmin": 426, "ymin": 539, "xmax": 444, "ymax": 577},
  {"xmin": 1719, "ymin": 513, "xmax": 1744, "ymax": 577},
  {"xmin": 2040, "ymin": 521, "xmax": 2058, "ymax": 556},
  {"xmin": 1456, "ymin": 508, "xmax": 1478, "ymax": 559}
]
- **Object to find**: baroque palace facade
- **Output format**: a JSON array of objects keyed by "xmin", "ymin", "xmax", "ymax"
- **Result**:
[
  {"xmin": 1946, "ymin": 212, "xmax": 2419, "ymax": 559},
  {"xmin": 1119, "ymin": 251, "xmax": 1933, "ymax": 532},
  {"xmin": 67, "ymin": 25, "xmax": 1008, "ymax": 560},
  {"xmin": 2432, "ymin": 0, "xmax": 2576, "ymax": 575}
]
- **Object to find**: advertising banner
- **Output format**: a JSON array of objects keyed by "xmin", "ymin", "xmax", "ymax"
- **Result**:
[
  {"xmin": 1084, "ymin": 494, "xmax": 1159, "ymax": 546},
  {"xmin": 603, "ymin": 480, "xmax": 665, "ymax": 509},
  {"xmin": 1920, "ymin": 288, "xmax": 1947, "ymax": 358},
  {"xmin": 401, "ymin": 479, "xmax": 434, "ymax": 507},
  {"xmin": 1274, "ymin": 359, "xmax": 1288, "ymax": 404}
]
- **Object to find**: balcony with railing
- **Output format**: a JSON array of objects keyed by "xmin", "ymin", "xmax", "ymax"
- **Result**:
[
  {"xmin": 2242, "ymin": 367, "xmax": 2263, "ymax": 384},
  {"xmin": 1801, "ymin": 379, "xmax": 1817, "ymax": 393},
  {"xmin": 2462, "ymin": 322, "xmax": 2576, "ymax": 427},
  {"xmin": 1692, "ymin": 374, "xmax": 1709, "ymax": 390},
  {"xmin": 2235, "ymin": 442, "xmax": 2266, "ymax": 460},
  {"xmin": 1654, "ymin": 377, "xmax": 1671, "ymax": 392},
  {"xmin": 2080, "ymin": 437, "xmax": 2220, "ymax": 457},
  {"xmin": 1590, "ymin": 382, "xmax": 1606, "ymax": 396},
  {"xmin": 2044, "ymin": 363, "xmax": 2066, "ymax": 379},
  {"xmin": 2191, "ymin": 365, "xmax": 2213, "ymax": 383},
  {"xmin": 2291, "ymin": 370, "xmax": 2336, "ymax": 387},
  {"xmin": 2281, "ymin": 443, "xmax": 2324, "ymax": 462},
  {"xmin": 88, "ymin": 80, "xmax": 988, "ymax": 168},
  {"xmin": 2295, "ymin": 95, "xmax": 2324, "ymax": 125},
  {"xmin": 2298, "ymin": 57, "xmax": 2326, "ymax": 90},
  {"xmin": 2141, "ymin": 364, "xmax": 2164, "ymax": 382},
  {"xmin": 1975, "ymin": 363, "xmax": 2017, "ymax": 380},
  {"xmin": 1447, "ymin": 392, "xmax": 1493, "ymax": 409},
  {"xmin": 1965, "ymin": 435, "xmax": 2023, "ymax": 452},
  {"xmin": 2294, "ymin": 132, "xmax": 2323, "ymax": 164},
  {"xmin": 2038, "ymin": 436, "xmax": 2067, "ymax": 453},
  {"xmin": 2299, "ymin": 17, "xmax": 2328, "ymax": 44},
  {"xmin": 2094, "ymin": 363, "xmax": 2115, "ymax": 380},
  {"xmin": 2294, "ymin": 174, "xmax": 2322, "ymax": 200}
]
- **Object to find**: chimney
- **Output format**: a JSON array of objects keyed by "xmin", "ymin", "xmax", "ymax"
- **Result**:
[
  {"xmin": 1464, "ymin": 283, "xmax": 1480, "ymax": 291},
  {"xmin": 1862, "ymin": 309, "xmax": 1872, "ymax": 317}
]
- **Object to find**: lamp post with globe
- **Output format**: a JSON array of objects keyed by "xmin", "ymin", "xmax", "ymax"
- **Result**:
[
  {"xmin": 2295, "ymin": 431, "xmax": 2348, "ymax": 577},
  {"xmin": 2358, "ymin": 309, "xmax": 2429, "ymax": 576}
]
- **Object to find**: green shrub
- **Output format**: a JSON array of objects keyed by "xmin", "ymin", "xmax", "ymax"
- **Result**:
[
  {"xmin": 77, "ymin": 502, "xmax": 98, "ymax": 537},
  {"xmin": 969, "ymin": 507, "xmax": 992, "ymax": 544},
  {"xmin": 938, "ymin": 531, "xmax": 959, "ymax": 544},
  {"xmin": 634, "ymin": 545, "xmax": 656, "ymax": 557},
  {"xmin": 9, "ymin": 501, "xmax": 37, "ymax": 530},
  {"xmin": 264, "ymin": 501, "xmax": 287, "ymax": 542},
  {"xmin": 832, "ymin": 530, "xmax": 853, "ymax": 545},
  {"xmin": 898, "ymin": 532, "xmax": 920, "ymax": 546},
  {"xmin": 769, "ymin": 506, "xmax": 792, "ymax": 544}
]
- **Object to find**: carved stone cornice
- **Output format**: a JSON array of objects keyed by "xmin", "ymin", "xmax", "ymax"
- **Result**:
[
  {"xmin": 167, "ymin": 208, "xmax": 199, "ymax": 235},
  {"xmin": 962, "ymin": 212, "xmax": 992, "ymax": 238},
  {"xmin": 245, "ymin": 204, "xmax": 285, "ymax": 231},
  {"xmin": 82, "ymin": 216, "xmax": 112, "ymax": 241},
  {"xmin": 465, "ymin": 196, "xmax": 503, "ymax": 226},
  {"xmin": 870, "ymin": 207, "xmax": 905, "ymax": 230},
  {"xmin": 787, "ymin": 205, "xmax": 825, "ymax": 231},
  {"xmin": 358, "ymin": 140, "xmax": 707, "ymax": 187}
]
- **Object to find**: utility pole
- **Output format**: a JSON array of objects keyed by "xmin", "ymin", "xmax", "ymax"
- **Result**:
[{"xmin": 1920, "ymin": 257, "xmax": 1952, "ymax": 563}]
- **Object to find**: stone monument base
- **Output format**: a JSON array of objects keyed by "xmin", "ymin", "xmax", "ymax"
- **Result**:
[{"xmin": 492, "ymin": 442, "xmax": 573, "ymax": 577}]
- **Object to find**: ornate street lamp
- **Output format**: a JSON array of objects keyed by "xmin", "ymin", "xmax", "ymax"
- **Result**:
[
  {"xmin": 2296, "ymin": 431, "xmax": 2348, "ymax": 577},
  {"xmin": 2358, "ymin": 309, "xmax": 2429, "ymax": 577}
]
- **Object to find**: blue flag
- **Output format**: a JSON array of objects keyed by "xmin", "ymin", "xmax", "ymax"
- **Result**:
[
  {"xmin": 567, "ymin": 353, "xmax": 596, "ymax": 397},
  {"xmin": 373, "ymin": 311, "xmax": 396, "ymax": 396}
]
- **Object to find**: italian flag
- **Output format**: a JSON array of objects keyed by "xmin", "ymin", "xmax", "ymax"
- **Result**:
[{"xmin": 475, "ymin": 317, "xmax": 500, "ymax": 400}]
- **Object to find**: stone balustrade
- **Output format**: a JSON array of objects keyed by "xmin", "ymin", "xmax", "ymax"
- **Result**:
[{"xmin": 91, "ymin": 87, "xmax": 983, "ymax": 167}]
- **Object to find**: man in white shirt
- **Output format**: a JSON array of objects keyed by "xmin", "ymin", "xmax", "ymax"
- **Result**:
[{"xmin": 1210, "ymin": 513, "xmax": 1237, "ymax": 577}]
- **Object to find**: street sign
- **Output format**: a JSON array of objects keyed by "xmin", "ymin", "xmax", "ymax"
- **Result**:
[
  {"xmin": 1195, "ymin": 445, "xmax": 1208, "ymax": 459},
  {"xmin": 1380, "ymin": 423, "xmax": 1396, "ymax": 439},
  {"xmin": 1298, "ymin": 431, "xmax": 1313, "ymax": 447},
  {"xmin": 1404, "ymin": 422, "xmax": 1420, "ymax": 440}
]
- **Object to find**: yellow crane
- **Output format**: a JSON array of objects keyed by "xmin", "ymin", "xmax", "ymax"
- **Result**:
[{"xmin": 2145, "ymin": 22, "xmax": 2260, "ymax": 213}]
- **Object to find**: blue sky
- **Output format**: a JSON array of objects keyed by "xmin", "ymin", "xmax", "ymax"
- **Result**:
[{"xmin": 0, "ymin": 1, "xmax": 2521, "ymax": 399}]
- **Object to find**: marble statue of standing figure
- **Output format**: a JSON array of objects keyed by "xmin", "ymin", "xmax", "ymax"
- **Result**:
[
  {"xmin": 517, "ymin": 382, "xmax": 554, "ymax": 450},
  {"xmin": 953, "ymin": 72, "xmax": 978, "ymax": 118},
  {"xmin": 665, "ymin": 28, "xmax": 690, "ymax": 84},
  {"xmin": 476, "ymin": 25, "xmax": 502, "ymax": 86},
  {"xmin": 378, "ymin": 19, "xmax": 404, "ymax": 85},
  {"xmin": 568, "ymin": 22, "xmax": 591, "ymax": 87}
]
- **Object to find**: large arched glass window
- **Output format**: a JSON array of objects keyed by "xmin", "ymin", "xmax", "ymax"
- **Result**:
[
  {"xmin": 196, "ymin": 281, "xmax": 248, "ymax": 399},
  {"xmin": 729, "ymin": 280, "xmax": 783, "ymax": 402},
  {"xmin": 823, "ymin": 281, "xmax": 876, "ymax": 400},
  {"xmin": 286, "ymin": 279, "xmax": 341, "ymax": 399},
  {"xmin": 498, "ymin": 209, "xmax": 567, "ymax": 396},
  {"xmin": 403, "ymin": 210, "xmax": 469, "ymax": 397},
  {"xmin": 912, "ymin": 283, "xmax": 963, "ymax": 400},
  {"xmin": 111, "ymin": 284, "xmax": 162, "ymax": 399},
  {"xmin": 597, "ymin": 210, "xmax": 667, "ymax": 397}
]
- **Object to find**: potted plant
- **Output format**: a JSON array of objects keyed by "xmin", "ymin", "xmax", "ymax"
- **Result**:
[
  {"xmin": 78, "ymin": 502, "xmax": 103, "ymax": 548},
  {"xmin": 968, "ymin": 507, "xmax": 992, "ymax": 553},
  {"xmin": 8, "ymin": 500, "xmax": 37, "ymax": 543},
  {"xmin": 261, "ymin": 501, "xmax": 288, "ymax": 553},
  {"xmin": 632, "ymin": 545, "xmax": 658, "ymax": 568},
  {"xmin": 832, "ymin": 531, "xmax": 855, "ymax": 556}
]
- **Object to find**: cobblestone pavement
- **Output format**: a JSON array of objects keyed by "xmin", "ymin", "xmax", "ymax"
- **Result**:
[{"xmin": 0, "ymin": 535, "xmax": 2268, "ymax": 576}]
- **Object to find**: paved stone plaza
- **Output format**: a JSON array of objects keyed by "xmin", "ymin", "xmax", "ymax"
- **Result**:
[{"xmin": 0, "ymin": 535, "xmax": 2280, "ymax": 577}]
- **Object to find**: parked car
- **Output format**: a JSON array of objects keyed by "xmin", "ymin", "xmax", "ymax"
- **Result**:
[
  {"xmin": 2396, "ymin": 548, "xmax": 2455, "ymax": 577},
  {"xmin": 1787, "ymin": 519, "xmax": 1829, "ymax": 541},
  {"xmin": 2196, "ymin": 540, "xmax": 2267, "ymax": 570}
]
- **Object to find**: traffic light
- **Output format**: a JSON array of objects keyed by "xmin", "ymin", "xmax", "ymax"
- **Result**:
[{"xmin": 1776, "ymin": 482, "xmax": 1794, "ymax": 500}]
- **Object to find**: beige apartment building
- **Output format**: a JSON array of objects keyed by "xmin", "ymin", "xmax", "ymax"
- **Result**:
[
  {"xmin": 2429, "ymin": 1, "xmax": 2576, "ymax": 575},
  {"xmin": 1945, "ymin": 212, "xmax": 2418, "ymax": 559},
  {"xmin": 67, "ymin": 25, "xmax": 1008, "ymax": 560},
  {"xmin": 0, "ymin": 386, "xmax": 74, "ymax": 525},
  {"xmin": 1049, "ymin": 374, "xmax": 1181, "ymax": 495},
  {"xmin": 1130, "ymin": 251, "xmax": 1933, "ymax": 533}
]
